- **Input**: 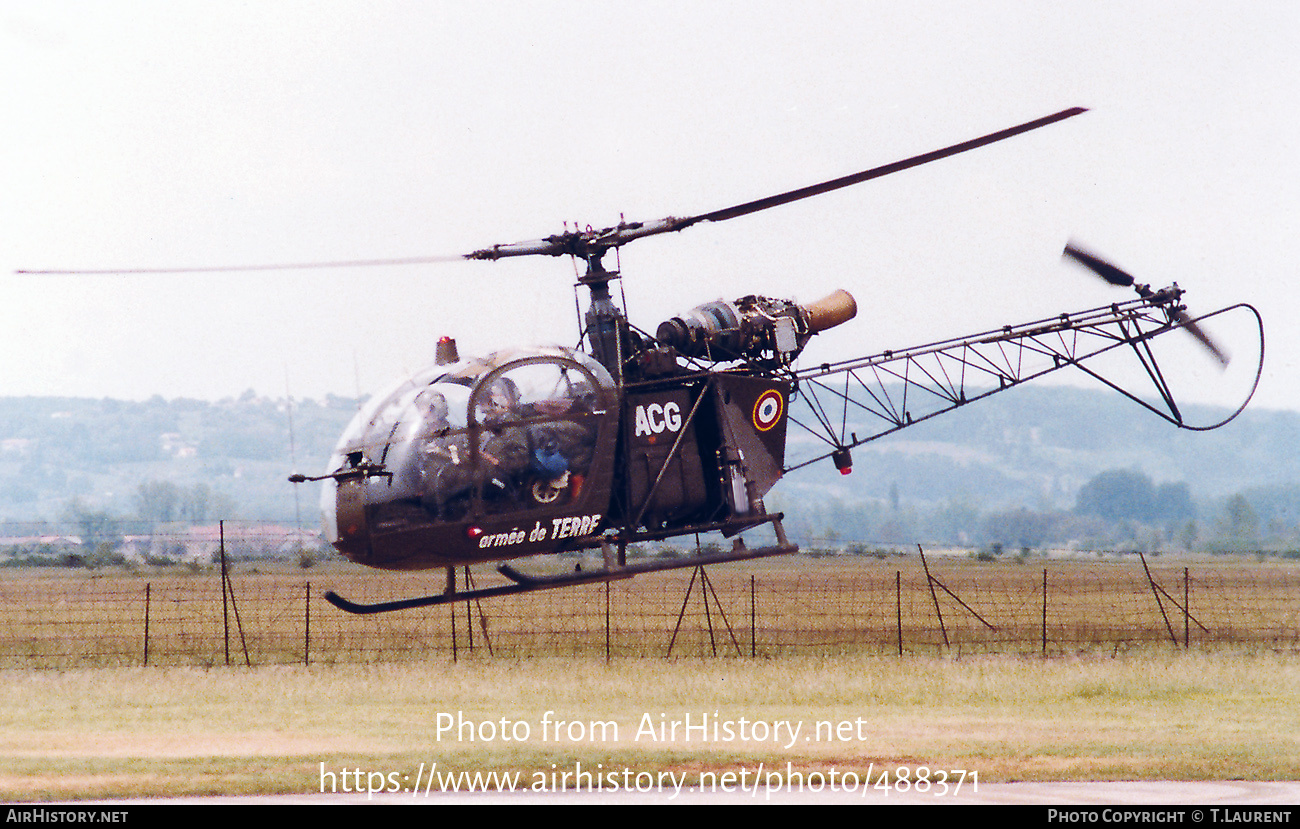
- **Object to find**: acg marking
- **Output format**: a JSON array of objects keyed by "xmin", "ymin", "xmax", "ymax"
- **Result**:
[{"xmin": 634, "ymin": 402, "xmax": 683, "ymax": 437}]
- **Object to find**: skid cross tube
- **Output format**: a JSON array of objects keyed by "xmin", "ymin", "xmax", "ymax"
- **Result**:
[{"xmin": 324, "ymin": 537, "xmax": 796, "ymax": 614}]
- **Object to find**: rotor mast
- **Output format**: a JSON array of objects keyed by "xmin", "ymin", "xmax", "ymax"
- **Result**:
[{"xmin": 577, "ymin": 249, "xmax": 628, "ymax": 379}]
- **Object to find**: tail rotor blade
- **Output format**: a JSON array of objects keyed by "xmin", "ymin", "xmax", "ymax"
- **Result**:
[
  {"xmin": 1062, "ymin": 242, "xmax": 1137, "ymax": 287},
  {"xmin": 1063, "ymin": 241, "xmax": 1231, "ymax": 368},
  {"xmin": 1174, "ymin": 309, "xmax": 1231, "ymax": 367}
]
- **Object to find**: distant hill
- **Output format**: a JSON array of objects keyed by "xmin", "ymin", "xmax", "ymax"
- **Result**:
[
  {"xmin": 780, "ymin": 383, "xmax": 1300, "ymax": 510},
  {"xmin": 0, "ymin": 393, "xmax": 360, "ymax": 525},
  {"xmin": 0, "ymin": 386, "xmax": 1295, "ymax": 546},
  {"xmin": 772, "ymin": 383, "xmax": 1300, "ymax": 548}
]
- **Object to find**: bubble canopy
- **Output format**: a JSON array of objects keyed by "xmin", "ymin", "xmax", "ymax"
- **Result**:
[{"xmin": 321, "ymin": 347, "xmax": 617, "ymax": 551}]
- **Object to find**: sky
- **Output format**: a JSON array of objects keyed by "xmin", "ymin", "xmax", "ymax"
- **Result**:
[{"xmin": 2, "ymin": 2, "xmax": 1296, "ymax": 417}]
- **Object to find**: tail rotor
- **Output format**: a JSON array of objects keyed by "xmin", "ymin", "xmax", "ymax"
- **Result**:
[{"xmin": 1062, "ymin": 241, "xmax": 1230, "ymax": 367}]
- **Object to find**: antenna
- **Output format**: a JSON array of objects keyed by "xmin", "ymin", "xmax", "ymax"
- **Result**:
[{"xmin": 285, "ymin": 368, "xmax": 303, "ymax": 544}]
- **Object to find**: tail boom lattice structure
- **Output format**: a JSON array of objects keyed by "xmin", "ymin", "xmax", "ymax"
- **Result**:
[{"xmin": 785, "ymin": 291, "xmax": 1263, "ymax": 473}]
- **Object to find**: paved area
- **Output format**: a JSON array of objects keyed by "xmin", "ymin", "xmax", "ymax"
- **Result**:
[{"xmin": 83, "ymin": 780, "xmax": 1300, "ymax": 805}]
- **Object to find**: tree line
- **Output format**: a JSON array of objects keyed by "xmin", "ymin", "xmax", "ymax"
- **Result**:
[{"xmin": 781, "ymin": 468, "xmax": 1297, "ymax": 555}]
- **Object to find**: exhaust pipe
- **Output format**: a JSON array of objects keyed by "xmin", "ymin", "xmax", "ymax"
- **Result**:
[{"xmin": 803, "ymin": 289, "xmax": 858, "ymax": 334}]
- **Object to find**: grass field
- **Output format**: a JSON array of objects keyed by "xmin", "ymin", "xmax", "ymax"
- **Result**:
[
  {"xmin": 3, "ymin": 554, "xmax": 1298, "ymax": 667},
  {"xmin": 3, "ymin": 650, "xmax": 1298, "ymax": 801},
  {"xmin": 2, "ymin": 555, "xmax": 1296, "ymax": 801}
]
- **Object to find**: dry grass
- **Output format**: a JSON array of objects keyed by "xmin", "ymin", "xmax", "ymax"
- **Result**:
[
  {"xmin": 2, "ymin": 555, "xmax": 1296, "ymax": 800},
  {"xmin": 2, "ymin": 555, "xmax": 1297, "ymax": 667},
  {"xmin": 2, "ymin": 650, "xmax": 1297, "ymax": 800}
]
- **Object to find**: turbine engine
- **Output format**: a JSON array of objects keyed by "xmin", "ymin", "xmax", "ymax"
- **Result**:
[{"xmin": 656, "ymin": 289, "xmax": 857, "ymax": 365}]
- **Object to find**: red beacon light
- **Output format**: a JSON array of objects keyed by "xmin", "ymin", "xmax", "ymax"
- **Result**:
[
  {"xmin": 832, "ymin": 447, "xmax": 853, "ymax": 475},
  {"xmin": 436, "ymin": 336, "xmax": 459, "ymax": 365}
]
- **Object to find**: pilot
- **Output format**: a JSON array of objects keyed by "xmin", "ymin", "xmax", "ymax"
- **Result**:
[
  {"xmin": 412, "ymin": 389, "xmax": 473, "ymax": 519},
  {"xmin": 478, "ymin": 376, "xmax": 520, "ymax": 424},
  {"xmin": 473, "ymin": 376, "xmax": 533, "ymax": 506},
  {"xmin": 469, "ymin": 369, "xmax": 602, "ymax": 509}
]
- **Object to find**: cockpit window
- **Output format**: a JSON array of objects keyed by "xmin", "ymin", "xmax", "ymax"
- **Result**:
[
  {"xmin": 327, "ymin": 349, "xmax": 612, "ymax": 529},
  {"xmin": 459, "ymin": 360, "xmax": 603, "ymax": 513},
  {"xmin": 472, "ymin": 362, "xmax": 598, "ymax": 425}
]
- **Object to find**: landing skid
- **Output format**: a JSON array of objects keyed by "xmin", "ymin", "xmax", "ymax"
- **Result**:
[{"xmin": 324, "ymin": 538, "xmax": 798, "ymax": 615}]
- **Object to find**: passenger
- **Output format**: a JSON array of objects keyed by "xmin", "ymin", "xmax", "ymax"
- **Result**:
[{"xmin": 414, "ymin": 389, "xmax": 473, "ymax": 519}]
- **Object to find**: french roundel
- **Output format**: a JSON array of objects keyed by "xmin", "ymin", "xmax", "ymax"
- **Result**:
[{"xmin": 752, "ymin": 389, "xmax": 784, "ymax": 431}]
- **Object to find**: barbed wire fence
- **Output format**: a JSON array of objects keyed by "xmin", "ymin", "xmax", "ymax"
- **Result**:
[{"xmin": 1, "ymin": 522, "xmax": 1297, "ymax": 668}]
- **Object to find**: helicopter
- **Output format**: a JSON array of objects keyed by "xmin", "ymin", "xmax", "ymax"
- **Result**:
[
  {"xmin": 29, "ymin": 106, "xmax": 1244, "ymax": 614},
  {"xmin": 274, "ymin": 107, "xmax": 1269, "ymax": 614}
]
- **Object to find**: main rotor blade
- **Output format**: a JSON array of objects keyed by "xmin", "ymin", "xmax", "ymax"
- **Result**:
[
  {"xmin": 24, "ymin": 107, "xmax": 1088, "ymax": 273},
  {"xmin": 469, "ymin": 106, "xmax": 1089, "ymax": 260},
  {"xmin": 1062, "ymin": 242, "xmax": 1137, "ymax": 287},
  {"xmin": 17, "ymin": 254, "xmax": 468, "ymax": 275},
  {"xmin": 689, "ymin": 107, "xmax": 1088, "ymax": 226}
]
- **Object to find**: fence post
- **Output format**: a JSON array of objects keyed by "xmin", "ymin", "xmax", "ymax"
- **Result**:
[
  {"xmin": 304, "ymin": 582, "xmax": 311, "ymax": 667},
  {"xmin": 1184, "ymin": 567, "xmax": 1190, "ymax": 649},
  {"xmin": 895, "ymin": 570, "xmax": 902, "ymax": 656},
  {"xmin": 1041, "ymin": 568, "xmax": 1047, "ymax": 658},
  {"xmin": 1139, "ymin": 551, "xmax": 1179, "ymax": 647},
  {"xmin": 749, "ymin": 575, "xmax": 756, "ymax": 658},
  {"xmin": 919, "ymin": 546, "xmax": 949, "ymax": 650},
  {"xmin": 464, "ymin": 568, "xmax": 474, "ymax": 653},
  {"xmin": 221, "ymin": 521, "xmax": 229, "ymax": 666},
  {"xmin": 217, "ymin": 522, "xmax": 251, "ymax": 667},
  {"xmin": 143, "ymin": 582, "xmax": 151, "ymax": 667}
]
